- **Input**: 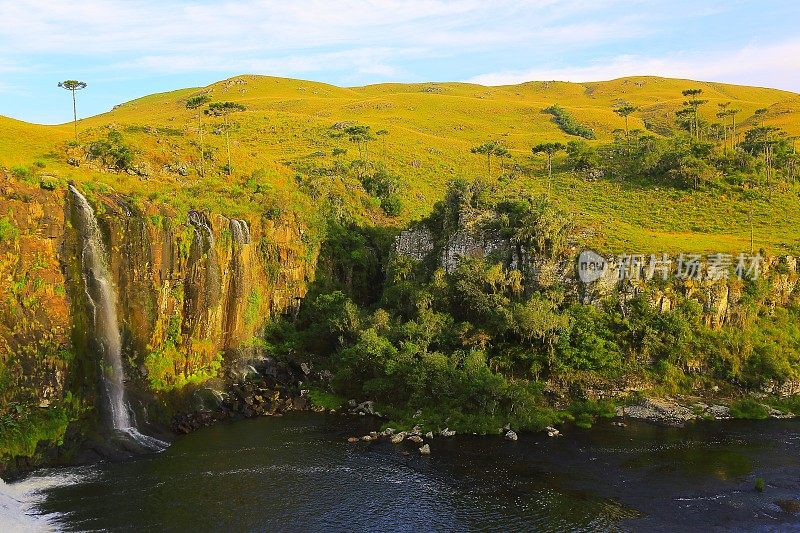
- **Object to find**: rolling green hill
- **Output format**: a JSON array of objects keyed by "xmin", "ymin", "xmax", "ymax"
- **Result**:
[{"xmin": 2, "ymin": 74, "xmax": 799, "ymax": 253}]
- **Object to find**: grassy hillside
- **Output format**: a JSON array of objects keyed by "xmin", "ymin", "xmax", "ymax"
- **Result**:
[{"xmin": 1, "ymin": 74, "xmax": 799, "ymax": 253}]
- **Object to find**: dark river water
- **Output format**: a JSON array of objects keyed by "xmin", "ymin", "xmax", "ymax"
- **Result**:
[{"xmin": 8, "ymin": 414, "xmax": 800, "ymax": 532}]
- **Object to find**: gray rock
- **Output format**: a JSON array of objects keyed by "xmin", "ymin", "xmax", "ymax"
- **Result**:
[
  {"xmin": 616, "ymin": 397, "xmax": 697, "ymax": 427},
  {"xmin": 419, "ymin": 444, "xmax": 431, "ymax": 455},
  {"xmin": 505, "ymin": 430, "xmax": 518, "ymax": 441}
]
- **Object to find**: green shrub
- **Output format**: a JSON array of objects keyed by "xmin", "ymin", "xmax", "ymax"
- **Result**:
[
  {"xmin": 543, "ymin": 105, "xmax": 595, "ymax": 139},
  {"xmin": 0, "ymin": 404, "xmax": 70, "ymax": 460},
  {"xmin": 307, "ymin": 389, "xmax": 346, "ymax": 410},
  {"xmin": 11, "ymin": 165, "xmax": 33, "ymax": 183},
  {"xmin": 380, "ymin": 195, "xmax": 403, "ymax": 216},
  {"xmin": 729, "ymin": 399, "xmax": 770, "ymax": 419},
  {"xmin": 87, "ymin": 130, "xmax": 135, "ymax": 170},
  {"xmin": 568, "ymin": 399, "xmax": 616, "ymax": 429},
  {"xmin": 0, "ymin": 214, "xmax": 19, "ymax": 243}
]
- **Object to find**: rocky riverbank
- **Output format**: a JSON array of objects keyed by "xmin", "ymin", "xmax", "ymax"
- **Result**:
[{"xmin": 616, "ymin": 395, "xmax": 795, "ymax": 427}]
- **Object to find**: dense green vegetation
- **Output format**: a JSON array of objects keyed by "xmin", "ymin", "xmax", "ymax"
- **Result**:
[
  {"xmin": 543, "ymin": 105, "xmax": 596, "ymax": 139},
  {"xmin": 262, "ymin": 170, "xmax": 800, "ymax": 432},
  {"xmin": 248, "ymin": 83, "xmax": 800, "ymax": 433},
  {"xmin": 0, "ymin": 402, "xmax": 72, "ymax": 460}
]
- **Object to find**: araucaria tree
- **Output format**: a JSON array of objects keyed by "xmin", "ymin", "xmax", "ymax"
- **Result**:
[
  {"xmin": 58, "ymin": 80, "xmax": 88, "ymax": 141},
  {"xmin": 471, "ymin": 141, "xmax": 506, "ymax": 179},
  {"xmin": 186, "ymin": 94, "xmax": 212, "ymax": 177},
  {"xmin": 681, "ymin": 88, "xmax": 708, "ymax": 140},
  {"xmin": 532, "ymin": 142, "xmax": 566, "ymax": 191},
  {"xmin": 613, "ymin": 103, "xmax": 638, "ymax": 136},
  {"xmin": 205, "ymin": 101, "xmax": 246, "ymax": 176},
  {"xmin": 344, "ymin": 125, "xmax": 375, "ymax": 164}
]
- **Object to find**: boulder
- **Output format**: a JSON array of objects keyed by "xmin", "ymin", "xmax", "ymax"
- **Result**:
[
  {"xmin": 361, "ymin": 435, "xmax": 373, "ymax": 442},
  {"xmin": 615, "ymin": 397, "xmax": 697, "ymax": 427},
  {"xmin": 439, "ymin": 428, "xmax": 456, "ymax": 437},
  {"xmin": 407, "ymin": 435, "xmax": 424, "ymax": 444},
  {"xmin": 504, "ymin": 430, "xmax": 518, "ymax": 441},
  {"xmin": 353, "ymin": 400, "xmax": 377, "ymax": 416},
  {"xmin": 424, "ymin": 431, "xmax": 434, "ymax": 439},
  {"xmin": 390, "ymin": 432, "xmax": 407, "ymax": 444},
  {"xmin": 347, "ymin": 437, "xmax": 359, "ymax": 444},
  {"xmin": 419, "ymin": 444, "xmax": 431, "ymax": 455},
  {"xmin": 545, "ymin": 426, "xmax": 561, "ymax": 437}
]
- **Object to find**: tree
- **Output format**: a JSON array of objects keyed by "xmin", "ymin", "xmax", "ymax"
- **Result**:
[
  {"xmin": 58, "ymin": 80, "xmax": 87, "ymax": 142},
  {"xmin": 741, "ymin": 126, "xmax": 790, "ymax": 194},
  {"xmin": 531, "ymin": 142, "xmax": 566, "ymax": 192},
  {"xmin": 344, "ymin": 125, "xmax": 374, "ymax": 164},
  {"xmin": 730, "ymin": 107, "xmax": 741, "ymax": 150},
  {"xmin": 205, "ymin": 101, "xmax": 246, "ymax": 176},
  {"xmin": 613, "ymin": 103, "xmax": 638, "ymax": 136},
  {"xmin": 471, "ymin": 140, "xmax": 505, "ymax": 179},
  {"xmin": 716, "ymin": 102, "xmax": 731, "ymax": 154},
  {"xmin": 495, "ymin": 145, "xmax": 510, "ymax": 174},
  {"xmin": 681, "ymin": 88, "xmax": 708, "ymax": 139},
  {"xmin": 186, "ymin": 94, "xmax": 212, "ymax": 178}
]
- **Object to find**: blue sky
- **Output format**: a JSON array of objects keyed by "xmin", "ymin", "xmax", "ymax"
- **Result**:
[{"xmin": 1, "ymin": 0, "xmax": 798, "ymax": 124}]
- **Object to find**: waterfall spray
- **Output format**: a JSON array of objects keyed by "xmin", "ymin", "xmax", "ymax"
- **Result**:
[{"xmin": 69, "ymin": 186, "xmax": 167, "ymax": 451}]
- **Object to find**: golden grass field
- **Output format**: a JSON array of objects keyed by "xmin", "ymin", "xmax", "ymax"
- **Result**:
[{"xmin": 2, "ymin": 75, "xmax": 799, "ymax": 254}]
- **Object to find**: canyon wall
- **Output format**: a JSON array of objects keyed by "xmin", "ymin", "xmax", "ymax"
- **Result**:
[
  {"xmin": 395, "ymin": 215, "xmax": 800, "ymax": 332},
  {"xmin": 0, "ymin": 175, "xmax": 316, "ymax": 421}
]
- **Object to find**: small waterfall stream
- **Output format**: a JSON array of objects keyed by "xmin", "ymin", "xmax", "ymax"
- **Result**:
[{"xmin": 69, "ymin": 186, "xmax": 167, "ymax": 451}]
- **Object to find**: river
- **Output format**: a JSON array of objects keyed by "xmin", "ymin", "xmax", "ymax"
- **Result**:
[{"xmin": 5, "ymin": 414, "xmax": 800, "ymax": 532}]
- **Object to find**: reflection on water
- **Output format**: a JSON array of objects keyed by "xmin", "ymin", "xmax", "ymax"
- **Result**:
[{"xmin": 11, "ymin": 414, "xmax": 800, "ymax": 532}]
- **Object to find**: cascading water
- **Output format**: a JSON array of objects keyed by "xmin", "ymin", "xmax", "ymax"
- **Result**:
[
  {"xmin": 229, "ymin": 219, "xmax": 251, "ymax": 245},
  {"xmin": 69, "ymin": 186, "xmax": 167, "ymax": 452}
]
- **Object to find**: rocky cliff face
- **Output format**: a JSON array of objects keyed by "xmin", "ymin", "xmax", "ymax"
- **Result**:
[
  {"xmin": 0, "ymin": 174, "xmax": 317, "ymax": 438},
  {"xmin": 395, "ymin": 219, "xmax": 799, "ymax": 331}
]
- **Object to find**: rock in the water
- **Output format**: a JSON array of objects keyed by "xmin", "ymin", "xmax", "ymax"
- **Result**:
[
  {"xmin": 369, "ymin": 431, "xmax": 379, "ymax": 439},
  {"xmin": 382, "ymin": 427, "xmax": 396, "ymax": 436},
  {"xmin": 347, "ymin": 437, "xmax": 359, "ymax": 443},
  {"xmin": 545, "ymin": 426, "xmax": 561, "ymax": 437},
  {"xmin": 777, "ymin": 499, "xmax": 800, "ymax": 514},
  {"xmin": 706, "ymin": 405, "xmax": 731, "ymax": 419},
  {"xmin": 407, "ymin": 435, "xmax": 424, "ymax": 444},
  {"xmin": 353, "ymin": 400, "xmax": 377, "ymax": 416},
  {"xmin": 505, "ymin": 430, "xmax": 518, "ymax": 441},
  {"xmin": 615, "ymin": 397, "xmax": 698, "ymax": 427},
  {"xmin": 419, "ymin": 444, "xmax": 431, "ymax": 455},
  {"xmin": 390, "ymin": 432, "xmax": 406, "ymax": 444},
  {"xmin": 425, "ymin": 431, "xmax": 434, "ymax": 439},
  {"xmin": 361, "ymin": 435, "xmax": 373, "ymax": 442},
  {"xmin": 612, "ymin": 421, "xmax": 627, "ymax": 428},
  {"xmin": 439, "ymin": 428, "xmax": 456, "ymax": 437}
]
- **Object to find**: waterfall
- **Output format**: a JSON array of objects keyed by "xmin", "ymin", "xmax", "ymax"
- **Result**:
[
  {"xmin": 229, "ymin": 219, "xmax": 251, "ymax": 245},
  {"xmin": 69, "ymin": 186, "xmax": 167, "ymax": 451}
]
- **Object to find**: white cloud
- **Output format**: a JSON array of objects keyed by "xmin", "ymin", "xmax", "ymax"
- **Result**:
[
  {"xmin": 466, "ymin": 39, "xmax": 800, "ymax": 92},
  {"xmin": 0, "ymin": 0, "xmax": 648, "ymax": 62}
]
